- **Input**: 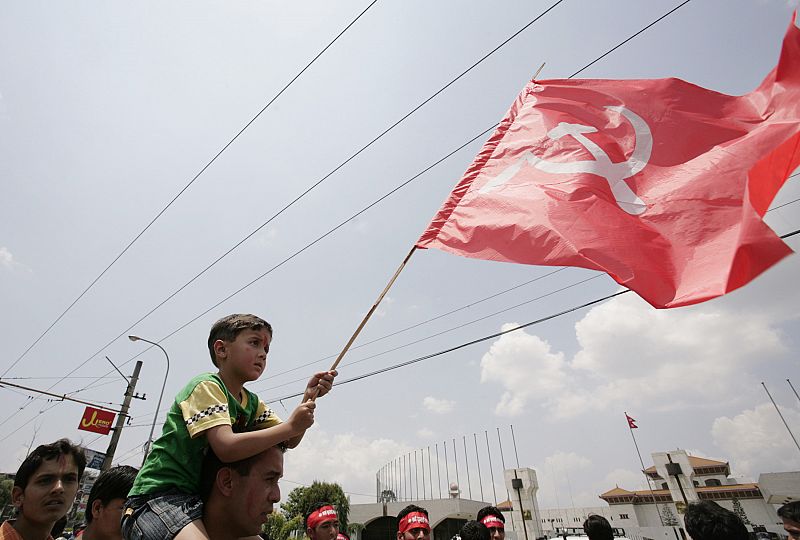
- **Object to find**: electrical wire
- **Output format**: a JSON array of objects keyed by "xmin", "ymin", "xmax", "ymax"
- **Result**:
[{"xmin": 0, "ymin": 0, "xmax": 379, "ymax": 379}]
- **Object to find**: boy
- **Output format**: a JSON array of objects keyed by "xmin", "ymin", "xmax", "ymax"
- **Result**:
[
  {"xmin": 78, "ymin": 465, "xmax": 138, "ymax": 540},
  {"xmin": 122, "ymin": 314, "xmax": 336, "ymax": 540},
  {"xmin": 4, "ymin": 438, "xmax": 86, "ymax": 540}
]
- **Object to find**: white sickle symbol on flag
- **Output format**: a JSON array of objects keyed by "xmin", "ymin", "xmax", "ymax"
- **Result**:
[{"xmin": 480, "ymin": 105, "xmax": 651, "ymax": 215}]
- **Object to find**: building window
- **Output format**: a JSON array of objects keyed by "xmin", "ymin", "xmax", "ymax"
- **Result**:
[
  {"xmin": 661, "ymin": 482, "xmax": 668, "ymax": 489},
  {"xmin": 620, "ymin": 514, "xmax": 629, "ymax": 520},
  {"xmin": 705, "ymin": 479, "xmax": 721, "ymax": 487}
]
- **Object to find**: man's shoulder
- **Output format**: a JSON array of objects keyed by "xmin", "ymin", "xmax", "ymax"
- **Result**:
[{"xmin": 0, "ymin": 521, "xmax": 25, "ymax": 540}]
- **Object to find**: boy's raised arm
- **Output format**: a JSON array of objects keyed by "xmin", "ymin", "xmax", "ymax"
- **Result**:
[{"xmin": 205, "ymin": 401, "xmax": 315, "ymax": 462}]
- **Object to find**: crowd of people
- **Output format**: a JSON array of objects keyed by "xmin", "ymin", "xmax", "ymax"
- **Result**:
[{"xmin": 1, "ymin": 314, "xmax": 799, "ymax": 540}]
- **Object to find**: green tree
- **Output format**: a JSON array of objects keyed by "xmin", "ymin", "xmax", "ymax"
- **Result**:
[
  {"xmin": 0, "ymin": 478, "xmax": 13, "ymax": 511},
  {"xmin": 281, "ymin": 481, "xmax": 350, "ymax": 532},
  {"xmin": 263, "ymin": 512, "xmax": 303, "ymax": 540},
  {"xmin": 660, "ymin": 505, "xmax": 679, "ymax": 527},
  {"xmin": 731, "ymin": 497, "xmax": 751, "ymax": 526}
]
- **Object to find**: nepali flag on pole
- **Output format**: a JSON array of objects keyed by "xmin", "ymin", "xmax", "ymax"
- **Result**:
[
  {"xmin": 417, "ymin": 14, "xmax": 800, "ymax": 309},
  {"xmin": 625, "ymin": 413, "xmax": 638, "ymax": 430}
]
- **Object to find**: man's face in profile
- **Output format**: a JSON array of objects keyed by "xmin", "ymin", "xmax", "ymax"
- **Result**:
[{"xmin": 228, "ymin": 447, "xmax": 284, "ymax": 535}]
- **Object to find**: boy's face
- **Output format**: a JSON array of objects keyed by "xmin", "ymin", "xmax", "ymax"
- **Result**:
[
  {"xmin": 216, "ymin": 328, "xmax": 272, "ymax": 382},
  {"xmin": 12, "ymin": 454, "xmax": 80, "ymax": 528},
  {"xmin": 308, "ymin": 518, "xmax": 340, "ymax": 540}
]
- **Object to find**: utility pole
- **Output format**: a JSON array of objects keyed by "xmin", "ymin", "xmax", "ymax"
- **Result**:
[{"xmin": 102, "ymin": 361, "xmax": 143, "ymax": 471}]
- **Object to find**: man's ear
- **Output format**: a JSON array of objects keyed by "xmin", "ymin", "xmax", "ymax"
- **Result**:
[
  {"xmin": 92, "ymin": 499, "xmax": 104, "ymax": 519},
  {"xmin": 307, "ymin": 528, "xmax": 314, "ymax": 540},
  {"xmin": 213, "ymin": 340, "xmax": 227, "ymax": 361},
  {"xmin": 11, "ymin": 486, "xmax": 24, "ymax": 508},
  {"xmin": 216, "ymin": 467, "xmax": 235, "ymax": 497}
]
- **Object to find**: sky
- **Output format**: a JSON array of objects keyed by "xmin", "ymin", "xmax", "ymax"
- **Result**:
[{"xmin": 1, "ymin": 0, "xmax": 800, "ymax": 512}]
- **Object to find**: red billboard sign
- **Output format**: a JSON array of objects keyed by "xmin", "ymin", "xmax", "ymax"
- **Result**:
[{"xmin": 78, "ymin": 406, "xmax": 115, "ymax": 435}]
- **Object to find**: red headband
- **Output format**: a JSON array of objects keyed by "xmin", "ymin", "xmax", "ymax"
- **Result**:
[
  {"xmin": 308, "ymin": 506, "xmax": 338, "ymax": 529},
  {"xmin": 481, "ymin": 515, "xmax": 504, "ymax": 529},
  {"xmin": 399, "ymin": 512, "xmax": 430, "ymax": 534}
]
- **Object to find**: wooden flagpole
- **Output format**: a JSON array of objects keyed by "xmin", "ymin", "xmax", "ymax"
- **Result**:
[{"xmin": 309, "ymin": 245, "xmax": 417, "ymax": 400}]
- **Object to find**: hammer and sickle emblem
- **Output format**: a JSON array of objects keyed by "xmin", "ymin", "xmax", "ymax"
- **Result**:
[{"xmin": 480, "ymin": 105, "xmax": 652, "ymax": 215}]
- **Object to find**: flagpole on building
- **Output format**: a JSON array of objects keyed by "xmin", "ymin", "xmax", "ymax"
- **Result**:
[
  {"xmin": 624, "ymin": 412, "xmax": 666, "ymax": 526},
  {"xmin": 788, "ymin": 379, "xmax": 800, "ymax": 405},
  {"xmin": 761, "ymin": 382, "xmax": 800, "ymax": 455}
]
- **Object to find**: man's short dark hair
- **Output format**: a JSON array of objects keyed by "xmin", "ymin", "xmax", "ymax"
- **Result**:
[
  {"xmin": 85, "ymin": 465, "xmax": 138, "ymax": 523},
  {"xmin": 460, "ymin": 521, "xmax": 489, "ymax": 540},
  {"xmin": 305, "ymin": 501, "xmax": 337, "ymax": 529},
  {"xmin": 200, "ymin": 444, "xmax": 286, "ymax": 502},
  {"xmin": 476, "ymin": 507, "xmax": 505, "ymax": 524},
  {"xmin": 778, "ymin": 501, "xmax": 800, "ymax": 523},
  {"xmin": 208, "ymin": 314, "xmax": 273, "ymax": 366},
  {"xmin": 684, "ymin": 501, "xmax": 749, "ymax": 540},
  {"xmin": 15, "ymin": 439, "xmax": 86, "ymax": 490},
  {"xmin": 397, "ymin": 504, "xmax": 429, "ymax": 522},
  {"xmin": 583, "ymin": 514, "xmax": 613, "ymax": 540}
]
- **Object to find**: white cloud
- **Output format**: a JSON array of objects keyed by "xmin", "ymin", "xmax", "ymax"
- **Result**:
[
  {"xmin": 0, "ymin": 247, "xmax": 16, "ymax": 268},
  {"xmin": 544, "ymin": 451, "xmax": 591, "ymax": 471},
  {"xmin": 479, "ymin": 294, "xmax": 790, "ymax": 419},
  {"xmin": 480, "ymin": 323, "xmax": 567, "ymax": 416},
  {"xmin": 283, "ymin": 429, "xmax": 410, "ymax": 502},
  {"xmin": 422, "ymin": 396, "xmax": 455, "ymax": 414},
  {"xmin": 416, "ymin": 427, "xmax": 435, "ymax": 438},
  {"xmin": 711, "ymin": 403, "xmax": 800, "ymax": 477},
  {"xmin": 255, "ymin": 227, "xmax": 279, "ymax": 247},
  {"xmin": 375, "ymin": 295, "xmax": 395, "ymax": 318}
]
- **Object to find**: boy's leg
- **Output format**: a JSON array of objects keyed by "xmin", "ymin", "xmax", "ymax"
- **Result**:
[{"xmin": 174, "ymin": 520, "xmax": 210, "ymax": 540}]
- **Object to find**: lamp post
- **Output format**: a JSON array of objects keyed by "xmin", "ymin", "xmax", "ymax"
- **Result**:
[{"xmin": 128, "ymin": 335, "xmax": 170, "ymax": 466}]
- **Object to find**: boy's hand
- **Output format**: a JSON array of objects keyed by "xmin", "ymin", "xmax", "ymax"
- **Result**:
[
  {"xmin": 287, "ymin": 401, "xmax": 316, "ymax": 434},
  {"xmin": 304, "ymin": 370, "xmax": 337, "ymax": 400}
]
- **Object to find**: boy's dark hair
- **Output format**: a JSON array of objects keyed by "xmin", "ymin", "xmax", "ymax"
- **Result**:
[
  {"xmin": 15, "ymin": 438, "xmax": 86, "ymax": 490},
  {"xmin": 207, "ymin": 314, "xmax": 272, "ymax": 366},
  {"xmin": 778, "ymin": 501, "xmax": 800, "ymax": 523},
  {"xmin": 684, "ymin": 501, "xmax": 749, "ymax": 540},
  {"xmin": 460, "ymin": 521, "xmax": 490, "ymax": 540},
  {"xmin": 476, "ymin": 506, "xmax": 505, "ymax": 524},
  {"xmin": 305, "ymin": 501, "xmax": 337, "ymax": 529},
  {"xmin": 85, "ymin": 465, "xmax": 138, "ymax": 523},
  {"xmin": 583, "ymin": 514, "xmax": 613, "ymax": 540},
  {"xmin": 397, "ymin": 504, "xmax": 429, "ymax": 522},
  {"xmin": 200, "ymin": 444, "xmax": 287, "ymax": 502}
]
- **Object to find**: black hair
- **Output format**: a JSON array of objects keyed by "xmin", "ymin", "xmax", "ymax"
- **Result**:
[
  {"xmin": 476, "ymin": 507, "xmax": 505, "ymax": 524},
  {"xmin": 397, "ymin": 504, "xmax": 430, "ymax": 522},
  {"xmin": 305, "ymin": 501, "xmax": 338, "ymax": 529},
  {"xmin": 460, "ymin": 521, "xmax": 490, "ymax": 540},
  {"xmin": 14, "ymin": 439, "xmax": 86, "ymax": 490},
  {"xmin": 778, "ymin": 501, "xmax": 800, "ymax": 524},
  {"xmin": 583, "ymin": 515, "xmax": 613, "ymax": 540},
  {"xmin": 208, "ymin": 314, "xmax": 273, "ymax": 366},
  {"xmin": 85, "ymin": 465, "xmax": 138, "ymax": 523},
  {"xmin": 200, "ymin": 444, "xmax": 287, "ymax": 502},
  {"xmin": 684, "ymin": 501, "xmax": 749, "ymax": 540}
]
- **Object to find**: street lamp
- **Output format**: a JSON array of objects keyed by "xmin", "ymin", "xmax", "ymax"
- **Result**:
[{"xmin": 128, "ymin": 335, "xmax": 170, "ymax": 466}]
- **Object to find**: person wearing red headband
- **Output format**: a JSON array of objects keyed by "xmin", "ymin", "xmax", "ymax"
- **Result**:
[
  {"xmin": 396, "ymin": 505, "xmax": 431, "ymax": 540},
  {"xmin": 305, "ymin": 502, "xmax": 340, "ymax": 540},
  {"xmin": 476, "ymin": 506, "xmax": 505, "ymax": 540}
]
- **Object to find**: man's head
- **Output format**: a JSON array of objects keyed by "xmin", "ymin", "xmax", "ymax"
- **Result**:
[
  {"xmin": 84, "ymin": 465, "xmax": 138, "ymax": 540},
  {"xmin": 476, "ymin": 506, "xmax": 505, "ymax": 540},
  {"xmin": 305, "ymin": 502, "xmax": 340, "ymax": 540},
  {"xmin": 201, "ymin": 445, "xmax": 285, "ymax": 537},
  {"xmin": 460, "ymin": 521, "xmax": 489, "ymax": 540},
  {"xmin": 12, "ymin": 439, "xmax": 86, "ymax": 530},
  {"xmin": 208, "ymin": 314, "xmax": 272, "ymax": 368},
  {"xmin": 397, "ymin": 505, "xmax": 431, "ymax": 540},
  {"xmin": 684, "ymin": 501, "xmax": 748, "ymax": 540},
  {"xmin": 583, "ymin": 514, "xmax": 613, "ymax": 540},
  {"xmin": 778, "ymin": 501, "xmax": 800, "ymax": 540}
]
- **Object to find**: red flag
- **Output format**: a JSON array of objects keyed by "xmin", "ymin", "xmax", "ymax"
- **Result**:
[
  {"xmin": 417, "ymin": 14, "xmax": 800, "ymax": 308},
  {"xmin": 625, "ymin": 413, "xmax": 638, "ymax": 429}
]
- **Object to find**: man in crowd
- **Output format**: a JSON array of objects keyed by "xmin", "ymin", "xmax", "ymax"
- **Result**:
[
  {"xmin": 459, "ymin": 521, "xmax": 489, "ymax": 540},
  {"xmin": 778, "ymin": 501, "xmax": 800, "ymax": 540},
  {"xmin": 476, "ymin": 506, "xmax": 505, "ymax": 540},
  {"xmin": 582, "ymin": 515, "xmax": 613, "ymax": 540},
  {"xmin": 2, "ymin": 439, "xmax": 86, "ymax": 540},
  {"xmin": 305, "ymin": 502, "xmax": 340, "ymax": 540},
  {"xmin": 200, "ymin": 445, "xmax": 285, "ymax": 540},
  {"xmin": 79, "ymin": 466, "xmax": 138, "ymax": 540},
  {"xmin": 396, "ymin": 505, "xmax": 431, "ymax": 540},
  {"xmin": 684, "ymin": 500, "xmax": 748, "ymax": 540}
]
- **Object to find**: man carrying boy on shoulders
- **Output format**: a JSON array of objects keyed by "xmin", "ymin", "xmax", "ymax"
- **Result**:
[{"xmin": 122, "ymin": 314, "xmax": 336, "ymax": 540}]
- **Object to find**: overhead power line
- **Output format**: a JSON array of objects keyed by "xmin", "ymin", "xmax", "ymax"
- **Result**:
[{"xmin": 0, "ymin": 0, "xmax": 379, "ymax": 379}]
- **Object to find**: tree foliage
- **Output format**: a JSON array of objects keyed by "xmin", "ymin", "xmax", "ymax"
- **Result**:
[
  {"xmin": 0, "ymin": 478, "xmax": 13, "ymax": 516},
  {"xmin": 264, "ymin": 512, "xmax": 303, "ymax": 540},
  {"xmin": 280, "ymin": 481, "xmax": 350, "ymax": 531}
]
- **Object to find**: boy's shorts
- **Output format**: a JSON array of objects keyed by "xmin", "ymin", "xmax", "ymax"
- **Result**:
[{"xmin": 122, "ymin": 490, "xmax": 204, "ymax": 540}]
